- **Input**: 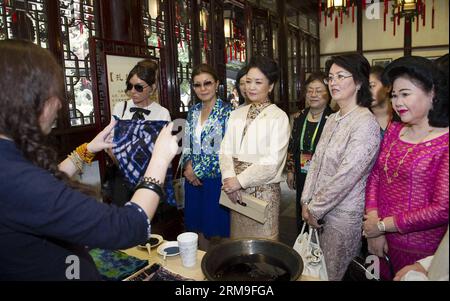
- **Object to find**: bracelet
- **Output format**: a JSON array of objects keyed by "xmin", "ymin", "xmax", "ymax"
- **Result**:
[
  {"xmin": 75, "ymin": 143, "xmax": 96, "ymax": 164},
  {"xmin": 302, "ymin": 198, "xmax": 312, "ymax": 205},
  {"xmin": 68, "ymin": 151, "xmax": 84, "ymax": 173},
  {"xmin": 135, "ymin": 180, "xmax": 166, "ymax": 201},
  {"xmin": 142, "ymin": 176, "xmax": 163, "ymax": 186}
]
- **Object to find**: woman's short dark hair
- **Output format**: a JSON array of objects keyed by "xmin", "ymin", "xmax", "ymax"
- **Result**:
[
  {"xmin": 235, "ymin": 65, "xmax": 248, "ymax": 104},
  {"xmin": 191, "ymin": 63, "xmax": 219, "ymax": 82},
  {"xmin": 325, "ymin": 53, "xmax": 372, "ymax": 108},
  {"xmin": 126, "ymin": 59, "xmax": 158, "ymax": 88},
  {"xmin": 384, "ymin": 55, "xmax": 448, "ymax": 127},
  {"xmin": 303, "ymin": 72, "xmax": 331, "ymax": 102},
  {"xmin": 247, "ymin": 56, "xmax": 279, "ymax": 85},
  {"xmin": 370, "ymin": 65, "xmax": 390, "ymax": 86}
]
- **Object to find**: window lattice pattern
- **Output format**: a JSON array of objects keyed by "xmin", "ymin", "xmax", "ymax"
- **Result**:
[
  {"xmin": 60, "ymin": 0, "xmax": 96, "ymax": 127},
  {"xmin": 175, "ymin": 0, "xmax": 193, "ymax": 113},
  {"xmin": 0, "ymin": 0, "xmax": 48, "ymax": 48},
  {"xmin": 143, "ymin": 0, "xmax": 165, "ymax": 51}
]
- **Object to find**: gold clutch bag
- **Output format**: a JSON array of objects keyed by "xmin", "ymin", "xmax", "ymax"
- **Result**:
[{"xmin": 219, "ymin": 191, "xmax": 269, "ymax": 224}]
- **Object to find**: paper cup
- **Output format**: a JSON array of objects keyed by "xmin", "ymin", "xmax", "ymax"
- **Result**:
[{"xmin": 177, "ymin": 232, "xmax": 198, "ymax": 268}]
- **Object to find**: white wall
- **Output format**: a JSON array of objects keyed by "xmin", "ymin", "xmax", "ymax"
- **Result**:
[{"xmin": 319, "ymin": 0, "xmax": 449, "ymax": 68}]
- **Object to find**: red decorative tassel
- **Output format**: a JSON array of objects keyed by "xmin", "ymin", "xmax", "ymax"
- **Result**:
[
  {"xmin": 340, "ymin": 9, "xmax": 343, "ymax": 24},
  {"xmin": 422, "ymin": 3, "xmax": 426, "ymax": 27},
  {"xmin": 335, "ymin": 15, "xmax": 338, "ymax": 38},
  {"xmin": 416, "ymin": 14, "xmax": 419, "ymax": 32},
  {"xmin": 352, "ymin": 2, "xmax": 355, "ymax": 23},
  {"xmin": 432, "ymin": 0, "xmax": 435, "ymax": 29},
  {"xmin": 330, "ymin": 7, "xmax": 333, "ymax": 20},
  {"xmin": 325, "ymin": 9, "xmax": 328, "ymax": 26},
  {"xmin": 397, "ymin": 6, "xmax": 401, "ymax": 25},
  {"xmin": 384, "ymin": 11, "xmax": 386, "ymax": 32},
  {"xmin": 185, "ymin": 24, "xmax": 190, "ymax": 47},
  {"xmin": 225, "ymin": 48, "xmax": 228, "ymax": 64},
  {"xmin": 12, "ymin": 11, "xmax": 17, "ymax": 23},
  {"xmin": 204, "ymin": 30, "xmax": 208, "ymax": 52},
  {"xmin": 318, "ymin": 1, "xmax": 322, "ymax": 23},
  {"xmin": 393, "ymin": 14, "xmax": 396, "ymax": 36},
  {"xmin": 418, "ymin": 0, "xmax": 422, "ymax": 15},
  {"xmin": 229, "ymin": 42, "xmax": 232, "ymax": 61},
  {"xmin": 362, "ymin": 0, "xmax": 366, "ymax": 10},
  {"xmin": 158, "ymin": 37, "xmax": 161, "ymax": 48},
  {"xmin": 234, "ymin": 42, "xmax": 237, "ymax": 60}
]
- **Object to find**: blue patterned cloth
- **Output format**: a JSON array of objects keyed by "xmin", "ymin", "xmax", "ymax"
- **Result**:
[
  {"xmin": 88, "ymin": 248, "xmax": 148, "ymax": 281},
  {"xmin": 181, "ymin": 98, "xmax": 231, "ymax": 179},
  {"xmin": 112, "ymin": 116, "xmax": 175, "ymax": 206}
]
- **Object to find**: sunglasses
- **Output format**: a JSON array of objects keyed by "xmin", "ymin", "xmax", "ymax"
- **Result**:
[
  {"xmin": 192, "ymin": 80, "xmax": 214, "ymax": 89},
  {"xmin": 126, "ymin": 83, "xmax": 149, "ymax": 93}
]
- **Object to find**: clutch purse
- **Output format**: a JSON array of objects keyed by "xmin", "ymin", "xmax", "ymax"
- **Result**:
[{"xmin": 219, "ymin": 191, "xmax": 268, "ymax": 224}]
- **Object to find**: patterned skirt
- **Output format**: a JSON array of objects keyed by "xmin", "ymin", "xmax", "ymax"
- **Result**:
[{"xmin": 230, "ymin": 159, "xmax": 281, "ymax": 241}]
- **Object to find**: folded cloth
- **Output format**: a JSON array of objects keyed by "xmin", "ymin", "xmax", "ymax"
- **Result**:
[
  {"xmin": 112, "ymin": 116, "xmax": 176, "ymax": 206},
  {"xmin": 88, "ymin": 248, "xmax": 149, "ymax": 281}
]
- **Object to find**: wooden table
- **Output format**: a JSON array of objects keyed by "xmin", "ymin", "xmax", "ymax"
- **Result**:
[
  {"xmin": 122, "ymin": 244, "xmax": 320, "ymax": 281},
  {"xmin": 122, "ymin": 243, "xmax": 206, "ymax": 281}
]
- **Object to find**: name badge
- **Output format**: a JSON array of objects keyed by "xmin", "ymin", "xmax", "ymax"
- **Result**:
[{"xmin": 300, "ymin": 152, "xmax": 313, "ymax": 174}]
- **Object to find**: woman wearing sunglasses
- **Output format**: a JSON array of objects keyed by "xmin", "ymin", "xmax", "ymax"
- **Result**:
[
  {"xmin": 112, "ymin": 59, "xmax": 171, "ymax": 122},
  {"xmin": 181, "ymin": 64, "xmax": 232, "ymax": 250},
  {"xmin": 108, "ymin": 60, "xmax": 172, "ymax": 207},
  {"xmin": 300, "ymin": 54, "xmax": 381, "ymax": 280}
]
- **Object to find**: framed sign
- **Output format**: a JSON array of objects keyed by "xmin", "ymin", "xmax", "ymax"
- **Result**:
[{"xmin": 372, "ymin": 58, "xmax": 392, "ymax": 67}]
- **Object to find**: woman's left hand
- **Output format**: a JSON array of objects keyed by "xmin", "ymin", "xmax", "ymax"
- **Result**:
[
  {"xmin": 302, "ymin": 205, "xmax": 321, "ymax": 228},
  {"xmin": 363, "ymin": 214, "xmax": 382, "ymax": 238},
  {"xmin": 222, "ymin": 177, "xmax": 242, "ymax": 194},
  {"xmin": 87, "ymin": 118, "xmax": 117, "ymax": 153}
]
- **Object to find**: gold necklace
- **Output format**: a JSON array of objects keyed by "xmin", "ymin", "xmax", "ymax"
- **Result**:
[{"xmin": 384, "ymin": 127, "xmax": 434, "ymax": 184}]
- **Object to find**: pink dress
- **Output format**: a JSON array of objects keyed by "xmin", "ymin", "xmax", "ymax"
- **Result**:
[{"xmin": 366, "ymin": 122, "xmax": 449, "ymax": 279}]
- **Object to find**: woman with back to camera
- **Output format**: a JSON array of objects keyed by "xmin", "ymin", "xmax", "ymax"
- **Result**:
[
  {"xmin": 181, "ymin": 64, "xmax": 232, "ymax": 250},
  {"xmin": 301, "ymin": 54, "xmax": 381, "ymax": 280},
  {"xmin": 363, "ymin": 56, "xmax": 449, "ymax": 280},
  {"xmin": 0, "ymin": 39, "xmax": 179, "ymax": 280},
  {"xmin": 286, "ymin": 72, "xmax": 334, "ymax": 234},
  {"xmin": 220, "ymin": 56, "xmax": 290, "ymax": 241}
]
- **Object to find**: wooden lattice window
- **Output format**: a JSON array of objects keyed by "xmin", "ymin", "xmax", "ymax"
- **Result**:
[
  {"xmin": 60, "ymin": 0, "xmax": 97, "ymax": 127},
  {"xmin": 0, "ymin": 0, "xmax": 48, "ymax": 48}
]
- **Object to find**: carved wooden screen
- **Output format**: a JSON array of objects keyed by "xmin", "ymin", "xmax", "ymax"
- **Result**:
[
  {"xmin": 249, "ymin": 6, "xmax": 272, "ymax": 58},
  {"xmin": 288, "ymin": 26, "xmax": 300, "ymax": 112},
  {"xmin": 60, "ymin": 0, "xmax": 97, "ymax": 127},
  {"xmin": 0, "ymin": 0, "xmax": 48, "ymax": 47}
]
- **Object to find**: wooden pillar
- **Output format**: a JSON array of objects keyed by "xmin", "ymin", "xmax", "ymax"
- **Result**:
[
  {"xmin": 211, "ymin": 0, "xmax": 226, "ymax": 98},
  {"xmin": 98, "ymin": 0, "xmax": 144, "ymax": 44},
  {"xmin": 404, "ymin": 15, "xmax": 412, "ymax": 56},
  {"xmin": 163, "ymin": 0, "xmax": 180, "ymax": 118},
  {"xmin": 276, "ymin": 0, "xmax": 289, "ymax": 113},
  {"xmin": 356, "ymin": 0, "xmax": 363, "ymax": 54}
]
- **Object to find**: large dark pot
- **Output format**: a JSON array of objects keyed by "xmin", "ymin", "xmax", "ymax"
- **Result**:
[{"xmin": 201, "ymin": 239, "xmax": 303, "ymax": 281}]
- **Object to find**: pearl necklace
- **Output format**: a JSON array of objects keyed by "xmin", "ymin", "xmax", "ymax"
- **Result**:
[{"xmin": 384, "ymin": 127, "xmax": 434, "ymax": 184}]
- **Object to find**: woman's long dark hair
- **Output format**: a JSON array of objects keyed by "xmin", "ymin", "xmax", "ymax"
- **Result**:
[{"xmin": 0, "ymin": 39, "xmax": 94, "ymax": 194}]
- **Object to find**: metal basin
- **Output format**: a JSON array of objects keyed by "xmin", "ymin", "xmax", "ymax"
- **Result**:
[{"xmin": 201, "ymin": 239, "xmax": 303, "ymax": 281}]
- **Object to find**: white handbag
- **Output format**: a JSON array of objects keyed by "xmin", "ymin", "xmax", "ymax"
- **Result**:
[
  {"xmin": 172, "ymin": 161, "xmax": 185, "ymax": 209},
  {"xmin": 293, "ymin": 223, "xmax": 328, "ymax": 281}
]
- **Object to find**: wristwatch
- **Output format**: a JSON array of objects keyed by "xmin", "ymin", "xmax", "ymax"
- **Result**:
[
  {"xmin": 377, "ymin": 220, "xmax": 386, "ymax": 233},
  {"xmin": 302, "ymin": 198, "xmax": 312, "ymax": 205}
]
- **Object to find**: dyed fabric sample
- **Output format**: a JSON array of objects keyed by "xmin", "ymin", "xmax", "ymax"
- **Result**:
[{"xmin": 112, "ymin": 117, "xmax": 175, "ymax": 206}]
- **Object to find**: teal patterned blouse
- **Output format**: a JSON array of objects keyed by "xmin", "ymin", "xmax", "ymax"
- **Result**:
[{"xmin": 181, "ymin": 98, "xmax": 231, "ymax": 179}]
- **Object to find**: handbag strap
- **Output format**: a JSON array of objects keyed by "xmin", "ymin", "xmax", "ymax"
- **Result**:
[{"xmin": 174, "ymin": 158, "xmax": 183, "ymax": 179}]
